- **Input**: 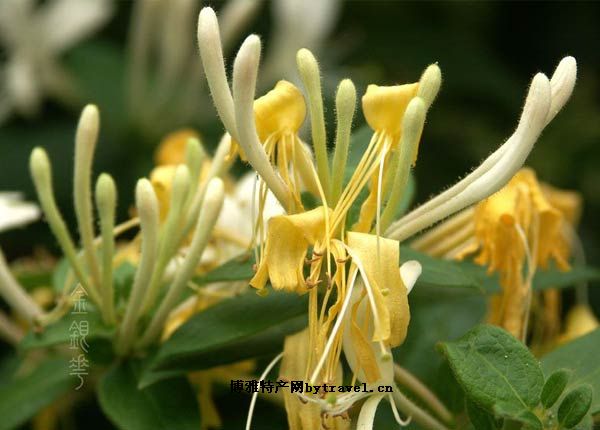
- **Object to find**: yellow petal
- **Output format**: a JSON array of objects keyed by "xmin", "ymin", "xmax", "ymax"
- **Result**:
[
  {"xmin": 362, "ymin": 83, "xmax": 418, "ymax": 138},
  {"xmin": 347, "ymin": 294, "xmax": 382, "ymax": 383},
  {"xmin": 346, "ymin": 232, "xmax": 409, "ymax": 346},
  {"xmin": 250, "ymin": 207, "xmax": 331, "ymax": 292},
  {"xmin": 280, "ymin": 330, "xmax": 350, "ymax": 430},
  {"xmin": 254, "ymin": 80, "xmax": 306, "ymax": 142},
  {"xmin": 150, "ymin": 165, "xmax": 177, "ymax": 221},
  {"xmin": 541, "ymin": 182, "xmax": 582, "ymax": 226},
  {"xmin": 558, "ymin": 304, "xmax": 599, "ymax": 344},
  {"xmin": 155, "ymin": 129, "xmax": 200, "ymax": 166}
]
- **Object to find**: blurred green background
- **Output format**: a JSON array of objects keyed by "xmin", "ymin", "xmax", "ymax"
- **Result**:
[{"xmin": 2, "ymin": 1, "xmax": 599, "ymax": 306}]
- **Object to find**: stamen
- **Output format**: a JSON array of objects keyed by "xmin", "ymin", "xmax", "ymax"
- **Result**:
[
  {"xmin": 245, "ymin": 352, "xmax": 284, "ymax": 430},
  {"xmin": 309, "ymin": 268, "xmax": 359, "ymax": 384}
]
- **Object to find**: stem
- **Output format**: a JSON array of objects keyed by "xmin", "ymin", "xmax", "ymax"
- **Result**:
[
  {"xmin": 0, "ymin": 310, "xmax": 24, "ymax": 345},
  {"xmin": 0, "ymin": 248, "xmax": 44, "ymax": 324},
  {"xmin": 392, "ymin": 385, "xmax": 450, "ymax": 430},
  {"xmin": 394, "ymin": 365, "xmax": 454, "ymax": 425}
]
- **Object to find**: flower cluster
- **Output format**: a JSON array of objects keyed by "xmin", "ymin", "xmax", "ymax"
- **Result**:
[{"xmin": 195, "ymin": 6, "xmax": 577, "ymax": 429}]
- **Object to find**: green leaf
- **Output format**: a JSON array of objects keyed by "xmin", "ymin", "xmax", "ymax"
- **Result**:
[
  {"xmin": 394, "ymin": 294, "xmax": 486, "ymax": 386},
  {"xmin": 345, "ymin": 125, "xmax": 373, "ymax": 174},
  {"xmin": 541, "ymin": 328, "xmax": 600, "ymax": 414},
  {"xmin": 20, "ymin": 310, "xmax": 113, "ymax": 350},
  {"xmin": 52, "ymin": 257, "xmax": 76, "ymax": 294},
  {"xmin": 406, "ymin": 246, "xmax": 600, "ymax": 294},
  {"xmin": 401, "ymin": 247, "xmax": 486, "ymax": 292},
  {"xmin": 541, "ymin": 368, "xmax": 571, "ymax": 409},
  {"xmin": 557, "ymin": 384, "xmax": 593, "ymax": 429},
  {"xmin": 98, "ymin": 360, "xmax": 200, "ymax": 430},
  {"xmin": 194, "ymin": 253, "xmax": 255, "ymax": 285},
  {"xmin": 113, "ymin": 262, "xmax": 137, "ymax": 306},
  {"xmin": 438, "ymin": 324, "xmax": 544, "ymax": 428},
  {"xmin": 532, "ymin": 265, "xmax": 600, "ymax": 291},
  {"xmin": 466, "ymin": 398, "xmax": 500, "ymax": 430},
  {"xmin": 15, "ymin": 268, "xmax": 52, "ymax": 291},
  {"xmin": 144, "ymin": 289, "xmax": 307, "ymax": 383},
  {"xmin": 0, "ymin": 358, "xmax": 73, "ymax": 430}
]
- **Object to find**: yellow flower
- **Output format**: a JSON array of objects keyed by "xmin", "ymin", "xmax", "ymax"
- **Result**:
[
  {"xmin": 557, "ymin": 304, "xmax": 599, "ymax": 345},
  {"xmin": 250, "ymin": 206, "xmax": 330, "ymax": 293},
  {"xmin": 155, "ymin": 129, "xmax": 201, "ymax": 166},
  {"xmin": 363, "ymin": 83, "xmax": 419, "ymax": 141},
  {"xmin": 231, "ymin": 79, "xmax": 321, "ymax": 212},
  {"xmin": 413, "ymin": 168, "xmax": 580, "ymax": 340},
  {"xmin": 197, "ymin": 7, "xmax": 577, "ymax": 428},
  {"xmin": 280, "ymin": 330, "xmax": 350, "ymax": 430}
]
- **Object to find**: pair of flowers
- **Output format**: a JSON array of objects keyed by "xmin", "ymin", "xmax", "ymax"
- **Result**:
[{"xmin": 195, "ymin": 6, "xmax": 577, "ymax": 429}]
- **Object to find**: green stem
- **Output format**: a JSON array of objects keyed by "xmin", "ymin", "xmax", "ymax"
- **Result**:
[
  {"xmin": 392, "ymin": 386, "xmax": 450, "ymax": 430},
  {"xmin": 394, "ymin": 364, "xmax": 454, "ymax": 425}
]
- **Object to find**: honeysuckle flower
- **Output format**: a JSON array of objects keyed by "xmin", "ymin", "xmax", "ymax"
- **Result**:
[
  {"xmin": 0, "ymin": 0, "xmax": 112, "ymax": 121},
  {"xmin": 0, "ymin": 192, "xmax": 40, "ymax": 232},
  {"xmin": 147, "ymin": 128, "xmax": 285, "ymax": 272},
  {"xmin": 198, "ymin": 6, "xmax": 577, "ymax": 428},
  {"xmin": 412, "ymin": 168, "xmax": 580, "ymax": 340},
  {"xmin": 18, "ymin": 103, "xmax": 226, "ymax": 357}
]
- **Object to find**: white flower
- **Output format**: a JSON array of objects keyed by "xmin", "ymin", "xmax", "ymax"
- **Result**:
[
  {"xmin": 0, "ymin": 192, "xmax": 40, "ymax": 232},
  {"xmin": 0, "ymin": 0, "xmax": 112, "ymax": 122},
  {"xmin": 130, "ymin": 0, "xmax": 341, "ymax": 136},
  {"xmin": 260, "ymin": 0, "xmax": 341, "ymax": 85},
  {"xmin": 200, "ymin": 172, "xmax": 285, "ymax": 266}
]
